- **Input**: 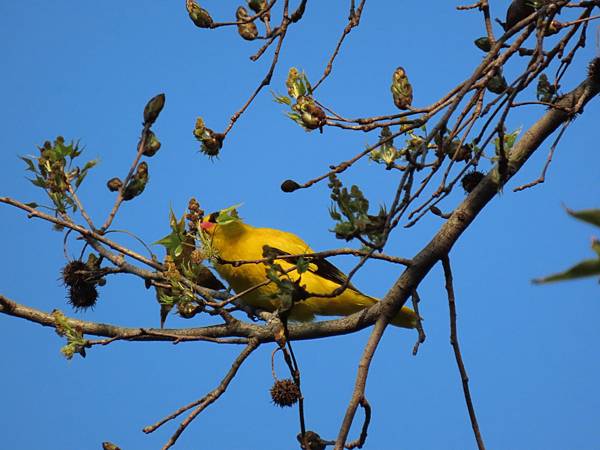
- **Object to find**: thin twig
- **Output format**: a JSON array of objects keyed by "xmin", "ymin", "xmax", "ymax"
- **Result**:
[
  {"xmin": 143, "ymin": 338, "xmax": 259, "ymax": 447},
  {"xmin": 513, "ymin": 119, "xmax": 571, "ymax": 192},
  {"xmin": 441, "ymin": 256, "xmax": 486, "ymax": 450},
  {"xmin": 100, "ymin": 125, "xmax": 150, "ymax": 232},
  {"xmin": 411, "ymin": 290, "xmax": 426, "ymax": 356},
  {"xmin": 312, "ymin": 0, "xmax": 366, "ymax": 91}
]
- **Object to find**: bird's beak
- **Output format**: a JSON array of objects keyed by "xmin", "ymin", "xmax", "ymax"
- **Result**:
[{"xmin": 199, "ymin": 221, "xmax": 215, "ymax": 231}]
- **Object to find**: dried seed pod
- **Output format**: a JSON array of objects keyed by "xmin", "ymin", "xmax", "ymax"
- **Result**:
[
  {"xmin": 68, "ymin": 281, "xmax": 99, "ymax": 310},
  {"xmin": 587, "ymin": 57, "xmax": 600, "ymax": 85},
  {"xmin": 62, "ymin": 261, "xmax": 89, "ymax": 286},
  {"xmin": 270, "ymin": 378, "xmax": 301, "ymax": 407},
  {"xmin": 461, "ymin": 170, "xmax": 485, "ymax": 193}
]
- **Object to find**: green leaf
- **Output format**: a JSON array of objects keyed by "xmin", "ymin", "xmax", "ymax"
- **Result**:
[
  {"xmin": 20, "ymin": 156, "xmax": 36, "ymax": 172},
  {"xmin": 533, "ymin": 258, "xmax": 600, "ymax": 284},
  {"xmin": 217, "ymin": 203, "xmax": 243, "ymax": 225},
  {"xmin": 271, "ymin": 91, "xmax": 292, "ymax": 105},
  {"xmin": 75, "ymin": 171, "xmax": 88, "ymax": 188},
  {"xmin": 81, "ymin": 159, "xmax": 98, "ymax": 172},
  {"xmin": 566, "ymin": 208, "xmax": 600, "ymax": 228}
]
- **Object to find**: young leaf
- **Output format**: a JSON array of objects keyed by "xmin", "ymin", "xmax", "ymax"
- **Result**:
[
  {"xmin": 533, "ymin": 259, "xmax": 600, "ymax": 284},
  {"xmin": 566, "ymin": 208, "xmax": 600, "ymax": 228}
]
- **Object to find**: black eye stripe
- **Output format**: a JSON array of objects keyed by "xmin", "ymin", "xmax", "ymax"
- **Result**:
[{"xmin": 208, "ymin": 212, "xmax": 219, "ymax": 223}]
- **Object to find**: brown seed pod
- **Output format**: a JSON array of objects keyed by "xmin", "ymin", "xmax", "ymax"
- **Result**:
[
  {"xmin": 270, "ymin": 378, "xmax": 300, "ymax": 407},
  {"xmin": 461, "ymin": 170, "xmax": 485, "ymax": 193},
  {"xmin": 62, "ymin": 261, "xmax": 90, "ymax": 287},
  {"xmin": 68, "ymin": 281, "xmax": 99, "ymax": 310}
]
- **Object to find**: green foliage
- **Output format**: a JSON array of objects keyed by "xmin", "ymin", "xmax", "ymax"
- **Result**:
[
  {"xmin": 261, "ymin": 245, "xmax": 309, "ymax": 314},
  {"xmin": 493, "ymin": 127, "xmax": 521, "ymax": 157},
  {"xmin": 21, "ymin": 136, "xmax": 97, "ymax": 214},
  {"xmin": 274, "ymin": 68, "xmax": 325, "ymax": 131},
  {"xmin": 155, "ymin": 208, "xmax": 187, "ymax": 258},
  {"xmin": 536, "ymin": 73, "xmax": 557, "ymax": 103},
  {"xmin": 52, "ymin": 310, "xmax": 87, "ymax": 359},
  {"xmin": 534, "ymin": 208, "xmax": 600, "ymax": 284},
  {"xmin": 328, "ymin": 174, "xmax": 387, "ymax": 246}
]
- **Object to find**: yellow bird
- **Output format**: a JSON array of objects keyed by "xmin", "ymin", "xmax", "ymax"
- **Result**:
[{"xmin": 199, "ymin": 207, "xmax": 417, "ymax": 329}]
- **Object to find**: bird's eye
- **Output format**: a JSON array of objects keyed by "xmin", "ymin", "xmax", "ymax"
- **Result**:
[{"xmin": 208, "ymin": 212, "xmax": 219, "ymax": 223}]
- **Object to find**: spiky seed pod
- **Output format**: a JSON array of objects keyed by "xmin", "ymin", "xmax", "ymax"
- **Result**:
[
  {"xmin": 461, "ymin": 170, "xmax": 485, "ymax": 193},
  {"xmin": 68, "ymin": 281, "xmax": 99, "ymax": 310},
  {"xmin": 270, "ymin": 379, "xmax": 301, "ymax": 407},
  {"xmin": 486, "ymin": 72, "xmax": 508, "ymax": 94},
  {"xmin": 474, "ymin": 37, "xmax": 492, "ymax": 52},
  {"xmin": 143, "ymin": 131, "xmax": 161, "ymax": 157},
  {"xmin": 62, "ymin": 261, "xmax": 89, "ymax": 287},
  {"xmin": 281, "ymin": 179, "xmax": 301, "ymax": 193},
  {"xmin": 143, "ymin": 93, "xmax": 166, "ymax": 126},
  {"xmin": 106, "ymin": 177, "xmax": 123, "ymax": 192},
  {"xmin": 588, "ymin": 57, "xmax": 600, "ymax": 86},
  {"xmin": 200, "ymin": 131, "xmax": 225, "ymax": 157},
  {"xmin": 187, "ymin": 1, "xmax": 214, "ymax": 28},
  {"xmin": 391, "ymin": 66, "xmax": 413, "ymax": 110}
]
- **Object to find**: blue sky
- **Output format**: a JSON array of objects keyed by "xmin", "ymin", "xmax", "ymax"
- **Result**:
[{"xmin": 1, "ymin": 1, "xmax": 599, "ymax": 449}]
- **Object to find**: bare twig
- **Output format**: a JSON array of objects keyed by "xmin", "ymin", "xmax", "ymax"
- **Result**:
[
  {"xmin": 100, "ymin": 126, "xmax": 150, "ymax": 232},
  {"xmin": 441, "ymin": 256, "xmax": 485, "ymax": 450},
  {"xmin": 149, "ymin": 339, "xmax": 260, "ymax": 450},
  {"xmin": 411, "ymin": 290, "xmax": 426, "ymax": 356},
  {"xmin": 313, "ymin": 0, "xmax": 367, "ymax": 91}
]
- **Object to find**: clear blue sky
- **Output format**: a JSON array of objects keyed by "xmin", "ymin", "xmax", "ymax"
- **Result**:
[{"xmin": 1, "ymin": 2, "xmax": 599, "ymax": 449}]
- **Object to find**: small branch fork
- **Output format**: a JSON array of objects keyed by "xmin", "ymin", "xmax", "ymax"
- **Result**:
[
  {"xmin": 147, "ymin": 338, "xmax": 260, "ymax": 450},
  {"xmin": 441, "ymin": 256, "xmax": 486, "ymax": 450}
]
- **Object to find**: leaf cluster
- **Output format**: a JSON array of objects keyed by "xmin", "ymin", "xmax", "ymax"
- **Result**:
[
  {"xmin": 21, "ymin": 137, "xmax": 97, "ymax": 213},
  {"xmin": 328, "ymin": 174, "xmax": 387, "ymax": 247}
]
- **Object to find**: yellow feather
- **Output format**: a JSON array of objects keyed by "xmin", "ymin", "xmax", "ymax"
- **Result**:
[{"xmin": 201, "ymin": 214, "xmax": 417, "ymax": 328}]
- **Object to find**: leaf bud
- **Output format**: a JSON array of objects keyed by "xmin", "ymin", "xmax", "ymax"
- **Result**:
[
  {"xmin": 187, "ymin": 1, "xmax": 214, "ymax": 28},
  {"xmin": 281, "ymin": 179, "xmax": 301, "ymax": 192},
  {"xmin": 143, "ymin": 131, "xmax": 161, "ymax": 157},
  {"xmin": 143, "ymin": 93, "xmax": 166, "ymax": 126}
]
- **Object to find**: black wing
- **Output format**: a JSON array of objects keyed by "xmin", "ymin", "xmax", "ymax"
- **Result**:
[{"xmin": 264, "ymin": 245, "xmax": 362, "ymax": 293}]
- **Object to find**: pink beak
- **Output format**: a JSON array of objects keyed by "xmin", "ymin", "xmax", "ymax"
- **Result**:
[{"xmin": 199, "ymin": 221, "xmax": 215, "ymax": 230}]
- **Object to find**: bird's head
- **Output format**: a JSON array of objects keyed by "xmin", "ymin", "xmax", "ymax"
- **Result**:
[{"xmin": 199, "ymin": 204, "xmax": 243, "ymax": 237}]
